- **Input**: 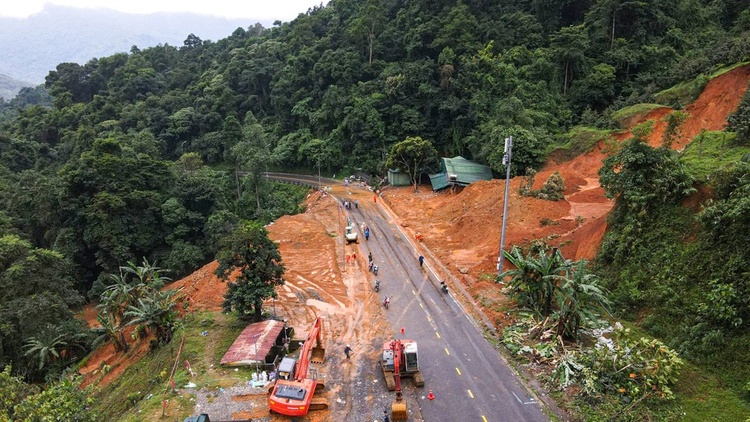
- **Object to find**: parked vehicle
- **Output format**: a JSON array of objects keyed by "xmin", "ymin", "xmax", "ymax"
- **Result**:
[
  {"xmin": 380, "ymin": 339, "xmax": 424, "ymax": 420},
  {"xmin": 268, "ymin": 317, "xmax": 328, "ymax": 416},
  {"xmin": 345, "ymin": 226, "xmax": 358, "ymax": 244}
]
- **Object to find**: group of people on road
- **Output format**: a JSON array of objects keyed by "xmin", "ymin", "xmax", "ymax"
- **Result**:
[{"xmin": 338, "ymin": 191, "xmax": 432, "ymax": 422}]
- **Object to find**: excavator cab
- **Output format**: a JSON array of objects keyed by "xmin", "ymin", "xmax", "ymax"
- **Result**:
[
  {"xmin": 276, "ymin": 357, "xmax": 297, "ymax": 380},
  {"xmin": 403, "ymin": 342, "xmax": 419, "ymax": 373}
]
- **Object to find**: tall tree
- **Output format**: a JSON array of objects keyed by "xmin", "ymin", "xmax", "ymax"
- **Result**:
[
  {"xmin": 385, "ymin": 136, "xmax": 439, "ymax": 192},
  {"xmin": 230, "ymin": 112, "xmax": 275, "ymax": 218},
  {"xmin": 550, "ymin": 24, "xmax": 590, "ymax": 95},
  {"xmin": 215, "ymin": 221, "xmax": 285, "ymax": 321}
]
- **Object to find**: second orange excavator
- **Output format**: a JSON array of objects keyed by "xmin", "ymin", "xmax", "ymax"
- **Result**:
[
  {"xmin": 380, "ymin": 339, "xmax": 424, "ymax": 420},
  {"xmin": 268, "ymin": 317, "xmax": 328, "ymax": 416}
]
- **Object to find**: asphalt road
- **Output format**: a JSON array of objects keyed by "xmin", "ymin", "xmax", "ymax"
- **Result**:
[
  {"xmin": 263, "ymin": 173, "xmax": 550, "ymax": 421},
  {"xmin": 342, "ymin": 187, "xmax": 549, "ymax": 422}
]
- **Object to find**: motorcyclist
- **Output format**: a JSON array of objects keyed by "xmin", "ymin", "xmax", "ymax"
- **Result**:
[
  {"xmin": 374, "ymin": 280, "xmax": 380, "ymax": 292},
  {"xmin": 440, "ymin": 280, "xmax": 448, "ymax": 293},
  {"xmin": 383, "ymin": 296, "xmax": 390, "ymax": 309}
]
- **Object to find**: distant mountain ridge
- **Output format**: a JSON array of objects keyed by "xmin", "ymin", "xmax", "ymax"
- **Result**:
[
  {"xmin": 0, "ymin": 5, "xmax": 267, "ymax": 88},
  {"xmin": 0, "ymin": 73, "xmax": 33, "ymax": 100}
]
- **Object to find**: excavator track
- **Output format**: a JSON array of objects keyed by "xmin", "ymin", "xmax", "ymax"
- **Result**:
[
  {"xmin": 309, "ymin": 397, "xmax": 329, "ymax": 411},
  {"xmin": 413, "ymin": 371, "xmax": 424, "ymax": 387},
  {"xmin": 385, "ymin": 372, "xmax": 396, "ymax": 391}
]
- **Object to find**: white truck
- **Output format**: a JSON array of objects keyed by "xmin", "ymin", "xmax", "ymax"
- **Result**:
[{"xmin": 345, "ymin": 226, "xmax": 358, "ymax": 244}]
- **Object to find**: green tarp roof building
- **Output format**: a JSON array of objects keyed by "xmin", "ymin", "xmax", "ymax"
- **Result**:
[
  {"xmin": 387, "ymin": 168, "xmax": 411, "ymax": 186},
  {"xmin": 429, "ymin": 156, "xmax": 493, "ymax": 191}
]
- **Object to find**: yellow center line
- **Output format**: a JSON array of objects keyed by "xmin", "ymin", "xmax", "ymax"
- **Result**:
[
  {"xmin": 436, "ymin": 331, "xmax": 441, "ymax": 339},
  {"xmin": 444, "ymin": 348, "xmax": 450, "ymax": 355},
  {"xmin": 419, "ymin": 302, "xmax": 424, "ymax": 309},
  {"xmin": 455, "ymin": 367, "xmax": 461, "ymax": 375},
  {"xmin": 412, "ymin": 289, "xmax": 416, "ymax": 295},
  {"xmin": 468, "ymin": 389, "xmax": 474, "ymax": 398},
  {"xmin": 482, "ymin": 416, "xmax": 488, "ymax": 422}
]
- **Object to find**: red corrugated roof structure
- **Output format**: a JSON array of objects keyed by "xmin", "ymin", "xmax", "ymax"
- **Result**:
[{"xmin": 220, "ymin": 320, "xmax": 285, "ymax": 366}]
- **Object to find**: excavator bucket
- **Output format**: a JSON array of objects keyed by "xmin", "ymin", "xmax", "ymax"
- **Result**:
[
  {"xmin": 310, "ymin": 345, "xmax": 326, "ymax": 364},
  {"xmin": 391, "ymin": 398, "xmax": 408, "ymax": 421}
]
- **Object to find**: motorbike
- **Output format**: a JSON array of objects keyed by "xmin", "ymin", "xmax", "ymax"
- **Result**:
[
  {"xmin": 440, "ymin": 281, "xmax": 448, "ymax": 293},
  {"xmin": 383, "ymin": 296, "xmax": 390, "ymax": 309},
  {"xmin": 374, "ymin": 280, "xmax": 380, "ymax": 292},
  {"xmin": 373, "ymin": 265, "xmax": 379, "ymax": 275}
]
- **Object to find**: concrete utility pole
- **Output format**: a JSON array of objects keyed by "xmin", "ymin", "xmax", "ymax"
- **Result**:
[{"xmin": 498, "ymin": 136, "xmax": 513, "ymax": 278}]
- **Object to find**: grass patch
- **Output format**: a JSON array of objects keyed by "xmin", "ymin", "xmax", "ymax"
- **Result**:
[
  {"xmin": 654, "ymin": 61, "xmax": 750, "ymax": 108},
  {"xmin": 87, "ymin": 311, "xmax": 256, "ymax": 422},
  {"xmin": 550, "ymin": 126, "xmax": 616, "ymax": 160},
  {"xmin": 680, "ymin": 131, "xmax": 750, "ymax": 181},
  {"xmin": 654, "ymin": 77, "xmax": 709, "ymax": 108},
  {"xmin": 611, "ymin": 104, "xmax": 666, "ymax": 129},
  {"xmin": 707, "ymin": 61, "xmax": 750, "ymax": 79},
  {"xmin": 658, "ymin": 363, "xmax": 750, "ymax": 422}
]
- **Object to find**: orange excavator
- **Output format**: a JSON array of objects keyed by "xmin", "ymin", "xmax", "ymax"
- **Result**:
[
  {"xmin": 268, "ymin": 317, "xmax": 328, "ymax": 416},
  {"xmin": 380, "ymin": 339, "xmax": 424, "ymax": 420}
]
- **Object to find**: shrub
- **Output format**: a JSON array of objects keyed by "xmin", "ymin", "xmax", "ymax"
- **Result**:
[
  {"xmin": 537, "ymin": 171, "xmax": 565, "ymax": 200},
  {"xmin": 576, "ymin": 327, "xmax": 683, "ymax": 403}
]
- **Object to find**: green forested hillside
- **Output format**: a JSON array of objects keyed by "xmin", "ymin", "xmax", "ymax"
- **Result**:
[{"xmin": 1, "ymin": 0, "xmax": 750, "ymax": 419}]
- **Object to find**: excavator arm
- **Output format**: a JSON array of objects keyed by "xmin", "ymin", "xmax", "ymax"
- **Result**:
[
  {"xmin": 390, "ymin": 340, "xmax": 408, "ymax": 421},
  {"xmin": 295, "ymin": 317, "xmax": 324, "ymax": 381}
]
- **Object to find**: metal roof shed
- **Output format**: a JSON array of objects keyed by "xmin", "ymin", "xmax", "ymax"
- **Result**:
[
  {"xmin": 387, "ymin": 168, "xmax": 411, "ymax": 186},
  {"xmin": 429, "ymin": 156, "xmax": 493, "ymax": 191},
  {"xmin": 220, "ymin": 320, "xmax": 285, "ymax": 366}
]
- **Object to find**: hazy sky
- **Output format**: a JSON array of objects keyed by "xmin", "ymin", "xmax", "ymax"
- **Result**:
[{"xmin": 0, "ymin": 0, "xmax": 328, "ymax": 21}]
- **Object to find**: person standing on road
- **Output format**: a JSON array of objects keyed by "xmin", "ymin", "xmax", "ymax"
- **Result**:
[
  {"xmin": 365, "ymin": 227, "xmax": 370, "ymax": 240},
  {"xmin": 383, "ymin": 410, "xmax": 390, "ymax": 422},
  {"xmin": 368, "ymin": 252, "xmax": 373, "ymax": 263},
  {"xmin": 419, "ymin": 255, "xmax": 424, "ymax": 267},
  {"xmin": 355, "ymin": 199, "xmax": 359, "ymax": 208},
  {"xmin": 344, "ymin": 344, "xmax": 352, "ymax": 360}
]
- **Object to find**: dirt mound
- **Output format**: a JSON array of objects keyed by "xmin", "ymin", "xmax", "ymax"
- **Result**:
[{"xmin": 169, "ymin": 260, "xmax": 227, "ymax": 312}]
